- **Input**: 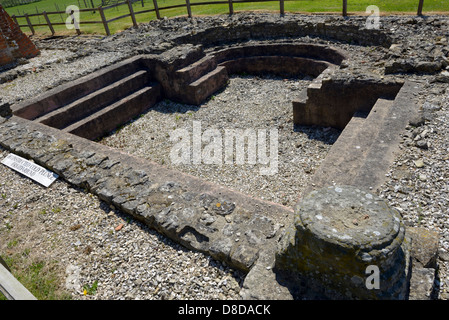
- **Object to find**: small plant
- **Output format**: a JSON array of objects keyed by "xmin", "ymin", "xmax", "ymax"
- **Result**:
[
  {"xmin": 52, "ymin": 207, "xmax": 61, "ymax": 213},
  {"xmin": 83, "ymin": 280, "xmax": 98, "ymax": 296},
  {"xmin": 7, "ymin": 239, "xmax": 18, "ymax": 248}
]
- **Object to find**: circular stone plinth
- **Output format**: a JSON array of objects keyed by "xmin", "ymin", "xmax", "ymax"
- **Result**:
[
  {"xmin": 298, "ymin": 185, "xmax": 403, "ymax": 258},
  {"xmin": 276, "ymin": 185, "xmax": 409, "ymax": 299}
]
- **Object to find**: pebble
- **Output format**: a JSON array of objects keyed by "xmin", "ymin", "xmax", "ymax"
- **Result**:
[{"xmin": 414, "ymin": 159, "xmax": 425, "ymax": 168}]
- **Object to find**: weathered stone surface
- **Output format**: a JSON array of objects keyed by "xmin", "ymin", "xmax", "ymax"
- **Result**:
[
  {"xmin": 407, "ymin": 227, "xmax": 439, "ymax": 269},
  {"xmin": 175, "ymin": 15, "xmax": 393, "ymax": 48},
  {"xmin": 275, "ymin": 185, "xmax": 410, "ymax": 300},
  {"xmin": 299, "ymin": 80, "xmax": 421, "ymax": 195},
  {"xmin": 385, "ymin": 59, "xmax": 444, "ymax": 75},
  {"xmin": 408, "ymin": 267, "xmax": 437, "ymax": 300},
  {"xmin": 240, "ymin": 246, "xmax": 293, "ymax": 300}
]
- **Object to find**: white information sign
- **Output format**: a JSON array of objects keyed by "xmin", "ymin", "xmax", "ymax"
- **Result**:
[{"xmin": 1, "ymin": 153, "xmax": 58, "ymax": 188}]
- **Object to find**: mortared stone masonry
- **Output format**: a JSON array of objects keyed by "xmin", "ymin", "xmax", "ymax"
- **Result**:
[{"xmin": 0, "ymin": 4, "xmax": 39, "ymax": 67}]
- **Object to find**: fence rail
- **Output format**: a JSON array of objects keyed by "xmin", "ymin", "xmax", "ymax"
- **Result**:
[{"xmin": 10, "ymin": 0, "xmax": 429, "ymax": 37}]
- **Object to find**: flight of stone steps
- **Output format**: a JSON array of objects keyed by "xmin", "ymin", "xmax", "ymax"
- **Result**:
[
  {"xmin": 10, "ymin": 43, "xmax": 348, "ymax": 141},
  {"xmin": 12, "ymin": 56, "xmax": 161, "ymax": 141}
]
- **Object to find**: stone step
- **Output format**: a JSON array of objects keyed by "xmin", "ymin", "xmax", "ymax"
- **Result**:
[
  {"xmin": 306, "ymin": 65, "xmax": 338, "ymax": 96},
  {"xmin": 175, "ymin": 55, "xmax": 217, "ymax": 85},
  {"xmin": 304, "ymin": 98, "xmax": 395, "ymax": 195},
  {"xmin": 63, "ymin": 84, "xmax": 161, "ymax": 140},
  {"xmin": 352, "ymin": 98, "xmax": 400, "ymax": 186},
  {"xmin": 292, "ymin": 65, "xmax": 338, "ymax": 125},
  {"xmin": 36, "ymin": 70, "xmax": 150, "ymax": 129},
  {"xmin": 12, "ymin": 56, "xmax": 143, "ymax": 120},
  {"xmin": 184, "ymin": 66, "xmax": 229, "ymax": 105},
  {"xmin": 219, "ymin": 56, "xmax": 330, "ymax": 78}
]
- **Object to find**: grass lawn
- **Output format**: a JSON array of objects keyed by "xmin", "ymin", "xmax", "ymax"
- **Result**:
[{"xmin": 3, "ymin": 0, "xmax": 448, "ymax": 36}]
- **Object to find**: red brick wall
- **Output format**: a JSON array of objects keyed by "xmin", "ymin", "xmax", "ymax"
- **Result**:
[{"xmin": 0, "ymin": 4, "xmax": 39, "ymax": 67}]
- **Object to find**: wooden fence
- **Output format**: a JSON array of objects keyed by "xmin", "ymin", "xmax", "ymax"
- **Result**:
[{"xmin": 11, "ymin": 0, "xmax": 428, "ymax": 37}]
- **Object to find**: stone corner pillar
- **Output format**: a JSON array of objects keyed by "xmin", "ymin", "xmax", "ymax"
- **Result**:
[{"xmin": 275, "ymin": 185, "xmax": 411, "ymax": 300}]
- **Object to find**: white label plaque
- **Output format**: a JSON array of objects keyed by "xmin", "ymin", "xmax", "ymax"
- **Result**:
[{"xmin": 1, "ymin": 153, "xmax": 58, "ymax": 187}]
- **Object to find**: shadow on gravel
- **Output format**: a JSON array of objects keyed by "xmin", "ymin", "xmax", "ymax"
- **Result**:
[{"xmin": 293, "ymin": 124, "xmax": 341, "ymax": 145}]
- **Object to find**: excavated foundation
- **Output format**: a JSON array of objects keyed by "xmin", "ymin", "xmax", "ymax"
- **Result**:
[{"xmin": 0, "ymin": 19, "xmax": 439, "ymax": 300}]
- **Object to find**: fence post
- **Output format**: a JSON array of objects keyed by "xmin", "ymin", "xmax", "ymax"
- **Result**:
[
  {"xmin": 11, "ymin": 15, "xmax": 19, "ymax": 26},
  {"xmin": 153, "ymin": 0, "xmax": 161, "ymax": 19},
  {"xmin": 342, "ymin": 0, "xmax": 347, "ymax": 17},
  {"xmin": 70, "ymin": 9, "xmax": 81, "ymax": 35},
  {"xmin": 35, "ymin": 6, "xmax": 40, "ymax": 24},
  {"xmin": 186, "ymin": 0, "xmax": 192, "ymax": 18},
  {"xmin": 24, "ymin": 13, "xmax": 35, "ymax": 35},
  {"xmin": 127, "ymin": 0, "xmax": 138, "ymax": 28},
  {"xmin": 228, "ymin": 0, "xmax": 233, "ymax": 15},
  {"xmin": 99, "ymin": 6, "xmax": 110, "ymax": 36},
  {"xmin": 280, "ymin": 0, "xmax": 284, "ymax": 15},
  {"xmin": 417, "ymin": 0, "xmax": 424, "ymax": 16},
  {"xmin": 43, "ymin": 11, "xmax": 55, "ymax": 36}
]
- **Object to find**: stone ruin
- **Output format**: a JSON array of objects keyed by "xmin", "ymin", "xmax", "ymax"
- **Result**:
[
  {"xmin": 0, "ymin": 4, "xmax": 39, "ymax": 69},
  {"xmin": 0, "ymin": 14, "xmax": 442, "ymax": 300},
  {"xmin": 0, "ymin": 4, "xmax": 40, "ymax": 117}
]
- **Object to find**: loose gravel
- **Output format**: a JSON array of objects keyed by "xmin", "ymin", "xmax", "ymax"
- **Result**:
[
  {"xmin": 0, "ymin": 147, "xmax": 244, "ymax": 300},
  {"xmin": 99, "ymin": 74, "xmax": 340, "ymax": 208}
]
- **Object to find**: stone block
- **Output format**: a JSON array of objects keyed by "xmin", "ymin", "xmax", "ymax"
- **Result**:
[{"xmin": 407, "ymin": 227, "xmax": 439, "ymax": 269}]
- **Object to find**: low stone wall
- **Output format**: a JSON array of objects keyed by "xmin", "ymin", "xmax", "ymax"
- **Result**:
[
  {"xmin": 174, "ymin": 16, "xmax": 393, "ymax": 48},
  {"xmin": 0, "ymin": 115, "xmax": 292, "ymax": 273},
  {"xmin": 293, "ymin": 74, "xmax": 404, "ymax": 129}
]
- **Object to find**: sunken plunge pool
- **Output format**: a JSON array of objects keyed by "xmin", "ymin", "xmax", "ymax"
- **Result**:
[{"xmin": 98, "ymin": 74, "xmax": 341, "ymax": 208}]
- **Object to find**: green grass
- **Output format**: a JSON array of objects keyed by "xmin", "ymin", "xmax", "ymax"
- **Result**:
[
  {"xmin": 0, "ymin": 253, "xmax": 72, "ymax": 300},
  {"xmin": 4, "ymin": 0, "xmax": 449, "ymax": 36}
]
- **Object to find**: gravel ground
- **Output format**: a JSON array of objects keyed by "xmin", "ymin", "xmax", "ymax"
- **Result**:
[
  {"xmin": 378, "ymin": 80, "xmax": 449, "ymax": 300},
  {"xmin": 1, "ymin": 13, "xmax": 449, "ymax": 300},
  {"xmin": 99, "ymin": 74, "xmax": 340, "ymax": 208},
  {"xmin": 0, "ymin": 146, "xmax": 244, "ymax": 300},
  {"xmin": 0, "ymin": 49, "xmax": 126, "ymax": 105}
]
